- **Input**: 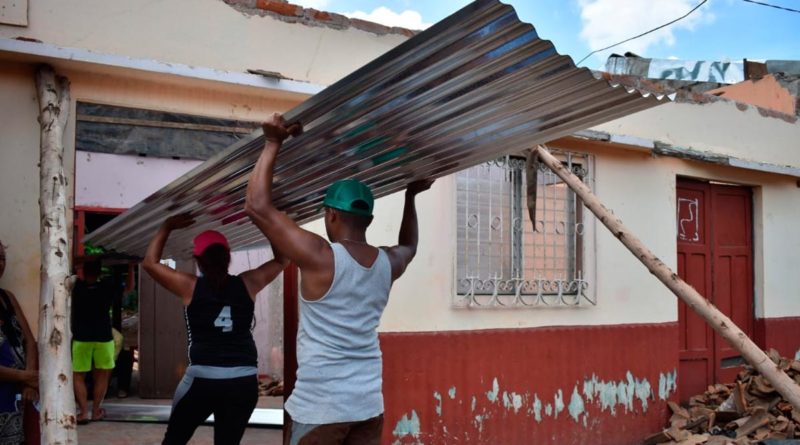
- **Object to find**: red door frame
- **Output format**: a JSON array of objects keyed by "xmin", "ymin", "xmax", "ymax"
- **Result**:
[
  {"xmin": 284, "ymin": 262, "xmax": 299, "ymax": 415},
  {"xmin": 677, "ymin": 179, "xmax": 754, "ymax": 400},
  {"xmin": 73, "ymin": 205, "xmax": 127, "ymax": 258}
]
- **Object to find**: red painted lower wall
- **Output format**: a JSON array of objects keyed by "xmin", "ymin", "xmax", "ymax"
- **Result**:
[
  {"xmin": 755, "ymin": 316, "xmax": 800, "ymax": 359},
  {"xmin": 380, "ymin": 323, "xmax": 679, "ymax": 445}
]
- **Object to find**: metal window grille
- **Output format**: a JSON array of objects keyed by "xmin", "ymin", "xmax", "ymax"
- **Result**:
[{"xmin": 455, "ymin": 151, "xmax": 593, "ymax": 307}]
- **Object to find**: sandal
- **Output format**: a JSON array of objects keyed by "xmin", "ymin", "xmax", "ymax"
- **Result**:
[{"xmin": 92, "ymin": 407, "xmax": 106, "ymax": 422}]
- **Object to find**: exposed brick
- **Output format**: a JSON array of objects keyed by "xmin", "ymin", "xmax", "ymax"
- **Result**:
[
  {"xmin": 256, "ymin": 0, "xmax": 300, "ymax": 16},
  {"xmin": 393, "ymin": 27, "xmax": 418, "ymax": 38},
  {"xmin": 324, "ymin": 12, "xmax": 351, "ymax": 28},
  {"xmin": 223, "ymin": 0, "xmax": 414, "ymax": 36},
  {"xmin": 310, "ymin": 9, "xmax": 330, "ymax": 21},
  {"xmin": 349, "ymin": 18, "xmax": 392, "ymax": 35}
]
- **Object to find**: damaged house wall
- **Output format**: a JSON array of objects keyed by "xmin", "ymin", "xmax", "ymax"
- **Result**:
[
  {"xmin": 300, "ymin": 94, "xmax": 800, "ymax": 444},
  {"xmin": 0, "ymin": 0, "xmax": 408, "ymax": 85}
]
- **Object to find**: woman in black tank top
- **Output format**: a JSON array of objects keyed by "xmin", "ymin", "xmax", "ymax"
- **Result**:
[{"xmin": 142, "ymin": 214, "xmax": 287, "ymax": 445}]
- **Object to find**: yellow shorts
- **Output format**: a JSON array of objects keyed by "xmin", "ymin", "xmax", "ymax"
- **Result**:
[{"xmin": 72, "ymin": 340, "xmax": 115, "ymax": 372}]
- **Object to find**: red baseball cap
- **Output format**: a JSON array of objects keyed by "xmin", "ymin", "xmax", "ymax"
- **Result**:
[{"xmin": 192, "ymin": 230, "xmax": 229, "ymax": 256}]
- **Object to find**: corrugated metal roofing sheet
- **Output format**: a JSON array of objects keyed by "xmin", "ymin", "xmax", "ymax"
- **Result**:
[{"xmin": 85, "ymin": 0, "xmax": 668, "ymax": 258}]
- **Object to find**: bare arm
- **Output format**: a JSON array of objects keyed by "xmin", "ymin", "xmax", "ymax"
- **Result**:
[
  {"xmin": 384, "ymin": 179, "xmax": 435, "ymax": 281},
  {"xmin": 0, "ymin": 367, "xmax": 37, "ymax": 386},
  {"xmin": 141, "ymin": 215, "xmax": 197, "ymax": 305},
  {"xmin": 240, "ymin": 249, "xmax": 289, "ymax": 301},
  {"xmin": 244, "ymin": 114, "xmax": 332, "ymax": 271}
]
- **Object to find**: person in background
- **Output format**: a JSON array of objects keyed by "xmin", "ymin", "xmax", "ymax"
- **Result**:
[
  {"xmin": 0, "ymin": 240, "xmax": 39, "ymax": 444},
  {"xmin": 245, "ymin": 114, "xmax": 434, "ymax": 445},
  {"xmin": 142, "ymin": 215, "xmax": 288, "ymax": 445},
  {"xmin": 72, "ymin": 258, "xmax": 115, "ymax": 424}
]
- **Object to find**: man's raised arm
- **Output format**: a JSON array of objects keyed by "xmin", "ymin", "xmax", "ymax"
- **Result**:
[
  {"xmin": 384, "ymin": 179, "xmax": 435, "ymax": 281},
  {"xmin": 244, "ymin": 113, "xmax": 330, "ymax": 270}
]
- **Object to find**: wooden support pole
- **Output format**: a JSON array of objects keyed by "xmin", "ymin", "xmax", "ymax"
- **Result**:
[
  {"xmin": 534, "ymin": 145, "xmax": 800, "ymax": 410},
  {"xmin": 36, "ymin": 65, "xmax": 77, "ymax": 444}
]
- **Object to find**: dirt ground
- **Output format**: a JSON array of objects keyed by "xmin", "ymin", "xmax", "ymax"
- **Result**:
[{"xmin": 77, "ymin": 421, "xmax": 282, "ymax": 445}]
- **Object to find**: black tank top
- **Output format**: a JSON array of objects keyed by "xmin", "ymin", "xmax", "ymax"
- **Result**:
[{"xmin": 185, "ymin": 275, "xmax": 257, "ymax": 367}]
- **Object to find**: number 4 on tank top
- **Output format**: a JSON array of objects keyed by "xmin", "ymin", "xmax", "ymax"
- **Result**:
[{"xmin": 214, "ymin": 306, "xmax": 233, "ymax": 332}]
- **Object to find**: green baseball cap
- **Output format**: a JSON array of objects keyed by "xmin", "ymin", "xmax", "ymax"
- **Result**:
[{"xmin": 323, "ymin": 179, "xmax": 374, "ymax": 217}]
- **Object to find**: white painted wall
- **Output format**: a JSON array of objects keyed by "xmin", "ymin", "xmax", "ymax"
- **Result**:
[
  {"xmin": 0, "ymin": 0, "xmax": 27, "ymax": 26},
  {"xmin": 75, "ymin": 151, "xmax": 202, "ymax": 209},
  {"xmin": 304, "ymin": 137, "xmax": 800, "ymax": 332},
  {"xmin": 594, "ymin": 100, "xmax": 800, "ymax": 169},
  {"xmin": 0, "ymin": 0, "xmax": 407, "ymax": 86}
]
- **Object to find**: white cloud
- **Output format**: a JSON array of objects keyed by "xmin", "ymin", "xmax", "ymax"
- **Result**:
[
  {"xmin": 291, "ymin": 0, "xmax": 330, "ymax": 10},
  {"xmin": 578, "ymin": 0, "xmax": 714, "ymax": 59},
  {"xmin": 344, "ymin": 6, "xmax": 432, "ymax": 30}
]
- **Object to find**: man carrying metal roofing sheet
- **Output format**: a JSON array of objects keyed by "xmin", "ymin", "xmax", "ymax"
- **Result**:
[
  {"xmin": 245, "ymin": 113, "xmax": 434, "ymax": 445},
  {"xmin": 142, "ymin": 217, "xmax": 288, "ymax": 445}
]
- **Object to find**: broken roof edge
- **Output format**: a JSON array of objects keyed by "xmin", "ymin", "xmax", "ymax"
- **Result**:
[
  {"xmin": 223, "ymin": 0, "xmax": 419, "ymax": 37},
  {"xmin": 570, "ymin": 130, "xmax": 800, "ymax": 178},
  {"xmin": 599, "ymin": 72, "xmax": 798, "ymax": 125},
  {"xmin": 283, "ymin": 1, "xmax": 672, "ymax": 124}
]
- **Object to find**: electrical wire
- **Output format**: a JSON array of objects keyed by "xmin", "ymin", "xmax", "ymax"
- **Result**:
[
  {"xmin": 742, "ymin": 0, "xmax": 800, "ymax": 14},
  {"xmin": 576, "ymin": 0, "xmax": 709, "ymax": 66}
]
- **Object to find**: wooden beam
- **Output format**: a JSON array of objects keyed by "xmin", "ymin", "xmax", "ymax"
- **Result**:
[
  {"xmin": 76, "ymin": 114, "xmax": 255, "ymax": 134},
  {"xmin": 36, "ymin": 64, "xmax": 78, "ymax": 443}
]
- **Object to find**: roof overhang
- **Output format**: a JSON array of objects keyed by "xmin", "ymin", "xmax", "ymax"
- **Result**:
[
  {"xmin": 0, "ymin": 37, "xmax": 325, "ymax": 99},
  {"xmin": 569, "ymin": 130, "xmax": 800, "ymax": 178},
  {"xmin": 85, "ymin": 0, "xmax": 668, "ymax": 258}
]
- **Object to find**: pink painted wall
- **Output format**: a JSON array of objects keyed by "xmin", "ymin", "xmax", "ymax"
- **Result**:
[
  {"xmin": 75, "ymin": 150, "xmax": 202, "ymax": 209},
  {"xmin": 710, "ymin": 75, "xmax": 797, "ymax": 116}
]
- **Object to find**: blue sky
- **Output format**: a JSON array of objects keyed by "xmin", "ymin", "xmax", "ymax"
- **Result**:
[{"xmin": 293, "ymin": 0, "xmax": 799, "ymax": 69}]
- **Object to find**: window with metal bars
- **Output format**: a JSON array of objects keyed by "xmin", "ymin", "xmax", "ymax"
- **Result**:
[{"xmin": 455, "ymin": 151, "xmax": 594, "ymax": 307}]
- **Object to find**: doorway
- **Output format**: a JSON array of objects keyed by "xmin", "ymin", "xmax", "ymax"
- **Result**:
[{"xmin": 676, "ymin": 178, "xmax": 754, "ymax": 402}]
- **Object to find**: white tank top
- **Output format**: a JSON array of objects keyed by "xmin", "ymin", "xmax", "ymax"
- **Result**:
[{"xmin": 285, "ymin": 242, "xmax": 392, "ymax": 424}]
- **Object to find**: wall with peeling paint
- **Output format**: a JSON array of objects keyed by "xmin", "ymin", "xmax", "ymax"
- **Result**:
[
  {"xmin": 0, "ymin": 0, "xmax": 407, "ymax": 86},
  {"xmin": 380, "ymin": 324, "xmax": 679, "ymax": 445},
  {"xmin": 710, "ymin": 75, "xmax": 798, "ymax": 117}
]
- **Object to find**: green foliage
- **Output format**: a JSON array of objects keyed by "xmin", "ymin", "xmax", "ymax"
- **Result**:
[{"xmin": 83, "ymin": 243, "xmax": 105, "ymax": 256}]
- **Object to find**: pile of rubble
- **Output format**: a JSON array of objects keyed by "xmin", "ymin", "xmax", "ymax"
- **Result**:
[
  {"xmin": 258, "ymin": 378, "xmax": 283, "ymax": 397},
  {"xmin": 646, "ymin": 350, "xmax": 800, "ymax": 445}
]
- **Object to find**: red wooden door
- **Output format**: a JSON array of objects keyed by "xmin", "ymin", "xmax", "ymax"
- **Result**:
[
  {"xmin": 711, "ymin": 185, "xmax": 754, "ymax": 383},
  {"xmin": 677, "ymin": 181, "xmax": 714, "ymax": 400},
  {"xmin": 677, "ymin": 179, "xmax": 753, "ymax": 402}
]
